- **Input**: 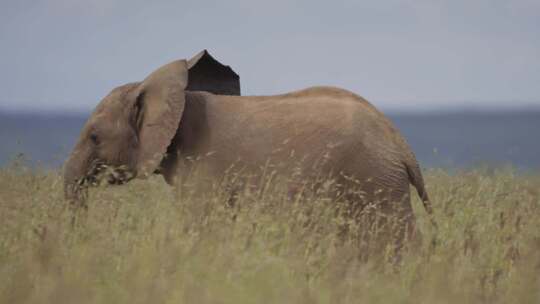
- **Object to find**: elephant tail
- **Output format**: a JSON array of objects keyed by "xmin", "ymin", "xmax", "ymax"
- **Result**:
[{"xmin": 404, "ymin": 160, "xmax": 434, "ymax": 216}]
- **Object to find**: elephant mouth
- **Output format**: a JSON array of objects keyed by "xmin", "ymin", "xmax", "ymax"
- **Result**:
[
  {"xmin": 64, "ymin": 160, "xmax": 135, "ymax": 204},
  {"xmin": 105, "ymin": 168, "xmax": 134, "ymax": 185},
  {"xmin": 82, "ymin": 160, "xmax": 135, "ymax": 187}
]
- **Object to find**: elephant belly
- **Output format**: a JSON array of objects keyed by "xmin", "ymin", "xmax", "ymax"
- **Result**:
[{"xmin": 188, "ymin": 129, "xmax": 410, "ymax": 207}]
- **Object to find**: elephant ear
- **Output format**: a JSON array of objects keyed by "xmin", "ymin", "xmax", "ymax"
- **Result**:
[
  {"xmin": 133, "ymin": 59, "xmax": 188, "ymax": 178},
  {"xmin": 187, "ymin": 50, "xmax": 241, "ymax": 95}
]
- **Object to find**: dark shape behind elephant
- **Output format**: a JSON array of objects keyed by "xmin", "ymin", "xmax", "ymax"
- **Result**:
[{"xmin": 187, "ymin": 50, "xmax": 240, "ymax": 95}]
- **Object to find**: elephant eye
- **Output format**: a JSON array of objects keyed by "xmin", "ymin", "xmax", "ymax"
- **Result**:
[{"xmin": 90, "ymin": 133, "xmax": 100, "ymax": 145}]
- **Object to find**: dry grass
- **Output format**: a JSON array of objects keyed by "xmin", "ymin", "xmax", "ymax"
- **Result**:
[{"xmin": 1, "ymin": 161, "xmax": 539, "ymax": 304}]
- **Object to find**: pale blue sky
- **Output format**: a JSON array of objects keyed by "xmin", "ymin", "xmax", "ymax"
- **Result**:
[{"xmin": 1, "ymin": 0, "xmax": 539, "ymax": 112}]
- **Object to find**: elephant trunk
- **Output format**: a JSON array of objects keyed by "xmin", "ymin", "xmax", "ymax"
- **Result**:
[{"xmin": 63, "ymin": 146, "xmax": 90, "ymax": 208}]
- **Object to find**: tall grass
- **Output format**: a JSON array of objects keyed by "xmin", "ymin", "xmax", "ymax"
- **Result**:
[{"xmin": 1, "ymin": 162, "xmax": 539, "ymax": 303}]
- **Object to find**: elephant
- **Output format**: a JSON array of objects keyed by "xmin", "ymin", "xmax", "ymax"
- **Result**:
[{"xmin": 63, "ymin": 54, "xmax": 434, "ymax": 253}]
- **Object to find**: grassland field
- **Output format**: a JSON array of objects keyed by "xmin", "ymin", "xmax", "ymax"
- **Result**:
[{"xmin": 1, "ymin": 160, "xmax": 539, "ymax": 304}]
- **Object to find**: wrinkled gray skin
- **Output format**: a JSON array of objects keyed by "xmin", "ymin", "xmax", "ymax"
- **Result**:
[{"xmin": 64, "ymin": 57, "xmax": 433, "ymax": 247}]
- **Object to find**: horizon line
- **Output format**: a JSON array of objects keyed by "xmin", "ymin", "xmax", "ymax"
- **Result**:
[{"xmin": 2, "ymin": 104, "xmax": 540, "ymax": 116}]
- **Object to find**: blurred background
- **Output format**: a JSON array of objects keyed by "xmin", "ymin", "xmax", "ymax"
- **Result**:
[{"xmin": 1, "ymin": 0, "xmax": 539, "ymax": 170}]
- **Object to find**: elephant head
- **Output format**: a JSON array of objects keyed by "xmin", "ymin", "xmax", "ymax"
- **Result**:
[
  {"xmin": 63, "ymin": 60, "xmax": 188, "ymax": 204},
  {"xmin": 64, "ymin": 51, "xmax": 240, "ymax": 205}
]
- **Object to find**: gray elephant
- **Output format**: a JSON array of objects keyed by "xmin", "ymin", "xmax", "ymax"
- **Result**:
[{"xmin": 63, "ymin": 52, "xmax": 433, "ymax": 249}]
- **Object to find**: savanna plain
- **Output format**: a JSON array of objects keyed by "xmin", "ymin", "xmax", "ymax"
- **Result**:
[{"xmin": 1, "ymin": 160, "xmax": 539, "ymax": 304}]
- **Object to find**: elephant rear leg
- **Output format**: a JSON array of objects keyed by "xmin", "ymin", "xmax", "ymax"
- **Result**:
[
  {"xmin": 352, "ymin": 189, "xmax": 417, "ymax": 265},
  {"xmin": 383, "ymin": 190, "xmax": 419, "ymax": 265}
]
